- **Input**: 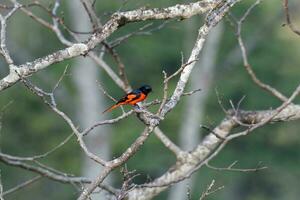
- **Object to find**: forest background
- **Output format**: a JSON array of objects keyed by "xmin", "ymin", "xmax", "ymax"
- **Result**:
[{"xmin": 0, "ymin": 0, "xmax": 300, "ymax": 200}]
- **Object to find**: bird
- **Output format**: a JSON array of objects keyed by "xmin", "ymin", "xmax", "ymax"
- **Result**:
[{"xmin": 102, "ymin": 85, "xmax": 152, "ymax": 113}]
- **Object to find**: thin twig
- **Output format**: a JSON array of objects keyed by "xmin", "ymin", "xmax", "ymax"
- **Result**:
[
  {"xmin": 52, "ymin": 64, "xmax": 70, "ymax": 94},
  {"xmin": 110, "ymin": 22, "xmax": 169, "ymax": 48},
  {"xmin": 101, "ymin": 42, "xmax": 130, "ymax": 90},
  {"xmin": 116, "ymin": 166, "xmax": 139, "ymax": 200},
  {"xmin": 82, "ymin": 111, "xmax": 135, "ymax": 136},
  {"xmin": 199, "ymin": 180, "xmax": 224, "ymax": 200},
  {"xmin": 234, "ymin": 0, "xmax": 288, "ymax": 102},
  {"xmin": 165, "ymin": 59, "xmax": 199, "ymax": 84},
  {"xmin": 157, "ymin": 59, "xmax": 198, "ymax": 114},
  {"xmin": 157, "ymin": 71, "xmax": 168, "ymax": 114},
  {"xmin": 206, "ymin": 161, "xmax": 268, "ymax": 172},
  {"xmin": 96, "ymin": 81, "xmax": 118, "ymax": 103},
  {"xmin": 3, "ymin": 176, "xmax": 42, "ymax": 197},
  {"xmin": 227, "ymin": 83, "xmax": 300, "ymax": 140},
  {"xmin": 182, "ymin": 88, "xmax": 202, "ymax": 96},
  {"xmin": 229, "ymin": 96, "xmax": 254, "ymax": 127},
  {"xmin": 283, "ymin": 0, "xmax": 300, "ymax": 36},
  {"xmin": 81, "ymin": 0, "xmax": 102, "ymax": 31},
  {"xmin": 17, "ymin": 73, "xmax": 107, "ymax": 166},
  {"xmin": 0, "ymin": 133, "xmax": 73, "ymax": 161},
  {"xmin": 215, "ymin": 88, "xmax": 228, "ymax": 114},
  {"xmin": 96, "ymin": 81, "xmax": 126, "ymax": 113}
]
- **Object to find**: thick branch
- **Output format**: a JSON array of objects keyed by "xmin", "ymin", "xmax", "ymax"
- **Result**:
[
  {"xmin": 78, "ymin": 1, "xmax": 242, "ymax": 199},
  {"xmin": 160, "ymin": 0, "xmax": 239, "ymax": 117},
  {"xmin": 128, "ymin": 103, "xmax": 300, "ymax": 199},
  {"xmin": 78, "ymin": 126, "xmax": 155, "ymax": 200},
  {"xmin": 0, "ymin": 152, "xmax": 117, "ymax": 195},
  {"xmin": 0, "ymin": 0, "xmax": 217, "ymax": 92}
]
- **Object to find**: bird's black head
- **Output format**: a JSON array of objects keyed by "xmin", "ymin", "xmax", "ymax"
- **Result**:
[{"xmin": 139, "ymin": 85, "xmax": 152, "ymax": 95}]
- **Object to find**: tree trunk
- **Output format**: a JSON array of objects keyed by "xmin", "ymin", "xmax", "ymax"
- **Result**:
[{"xmin": 67, "ymin": 1, "xmax": 112, "ymax": 199}]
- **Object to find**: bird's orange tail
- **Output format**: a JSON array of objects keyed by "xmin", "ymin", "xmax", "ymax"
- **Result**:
[{"xmin": 102, "ymin": 104, "xmax": 120, "ymax": 114}]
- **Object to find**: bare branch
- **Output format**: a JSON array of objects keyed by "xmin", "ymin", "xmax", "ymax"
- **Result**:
[
  {"xmin": 2, "ymin": 1, "xmax": 292, "ymax": 200},
  {"xmin": 17, "ymin": 74, "xmax": 107, "ymax": 166},
  {"xmin": 0, "ymin": 133, "xmax": 73, "ymax": 162},
  {"xmin": 0, "ymin": 1, "xmax": 20, "ymax": 67},
  {"xmin": 128, "ymin": 86, "xmax": 300, "ymax": 199},
  {"xmin": 0, "ymin": 152, "xmax": 117, "ymax": 195},
  {"xmin": 157, "ymin": 59, "xmax": 200, "ymax": 115},
  {"xmin": 182, "ymin": 88, "xmax": 202, "ymax": 96},
  {"xmin": 82, "ymin": 111, "xmax": 135, "ymax": 136},
  {"xmin": 0, "ymin": 0, "xmax": 217, "ymax": 92},
  {"xmin": 206, "ymin": 161, "xmax": 268, "ymax": 172},
  {"xmin": 78, "ymin": 126, "xmax": 155, "ymax": 200},
  {"xmin": 101, "ymin": 42, "xmax": 130, "ymax": 90},
  {"xmin": 200, "ymin": 125, "xmax": 226, "ymax": 140},
  {"xmin": 154, "ymin": 127, "xmax": 183, "ymax": 156},
  {"xmin": 227, "ymin": 83, "xmax": 300, "ymax": 140},
  {"xmin": 0, "ymin": 170, "xmax": 3, "ymax": 200},
  {"xmin": 116, "ymin": 166, "xmax": 139, "ymax": 200},
  {"xmin": 160, "ymin": 0, "xmax": 239, "ymax": 118},
  {"xmin": 110, "ymin": 22, "xmax": 168, "ymax": 48},
  {"xmin": 96, "ymin": 81, "xmax": 118, "ymax": 103},
  {"xmin": 199, "ymin": 180, "xmax": 224, "ymax": 200},
  {"xmin": 3, "ymin": 176, "xmax": 42, "ymax": 197},
  {"xmin": 235, "ymin": 0, "xmax": 288, "ymax": 102},
  {"xmin": 157, "ymin": 71, "xmax": 169, "ymax": 114},
  {"xmin": 0, "ymin": 152, "xmax": 88, "ymax": 184},
  {"xmin": 80, "ymin": 0, "xmax": 102, "ymax": 30},
  {"xmin": 51, "ymin": 0, "xmax": 73, "ymax": 46},
  {"xmin": 283, "ymin": 0, "xmax": 300, "ymax": 36},
  {"xmin": 52, "ymin": 64, "xmax": 70, "ymax": 94},
  {"xmin": 89, "ymin": 52, "xmax": 129, "ymax": 92}
]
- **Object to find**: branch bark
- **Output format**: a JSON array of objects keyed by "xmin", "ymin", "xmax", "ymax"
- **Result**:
[
  {"xmin": 0, "ymin": 0, "xmax": 217, "ymax": 91},
  {"xmin": 127, "ymin": 103, "xmax": 300, "ymax": 200},
  {"xmin": 168, "ymin": 21, "xmax": 224, "ymax": 200}
]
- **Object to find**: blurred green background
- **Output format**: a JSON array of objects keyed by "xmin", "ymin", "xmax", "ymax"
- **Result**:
[{"xmin": 1, "ymin": 0, "xmax": 300, "ymax": 199}]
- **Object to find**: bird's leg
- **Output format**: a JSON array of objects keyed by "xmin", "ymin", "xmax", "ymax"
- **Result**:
[
  {"xmin": 133, "ymin": 104, "xmax": 141, "ymax": 110},
  {"xmin": 133, "ymin": 104, "xmax": 164, "ymax": 121}
]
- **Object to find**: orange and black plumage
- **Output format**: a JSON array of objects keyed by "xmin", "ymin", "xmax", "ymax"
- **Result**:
[{"xmin": 102, "ymin": 85, "xmax": 152, "ymax": 113}]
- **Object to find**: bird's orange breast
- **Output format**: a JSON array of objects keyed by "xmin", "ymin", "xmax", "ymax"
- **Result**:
[{"xmin": 128, "ymin": 93, "xmax": 146, "ymax": 105}]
